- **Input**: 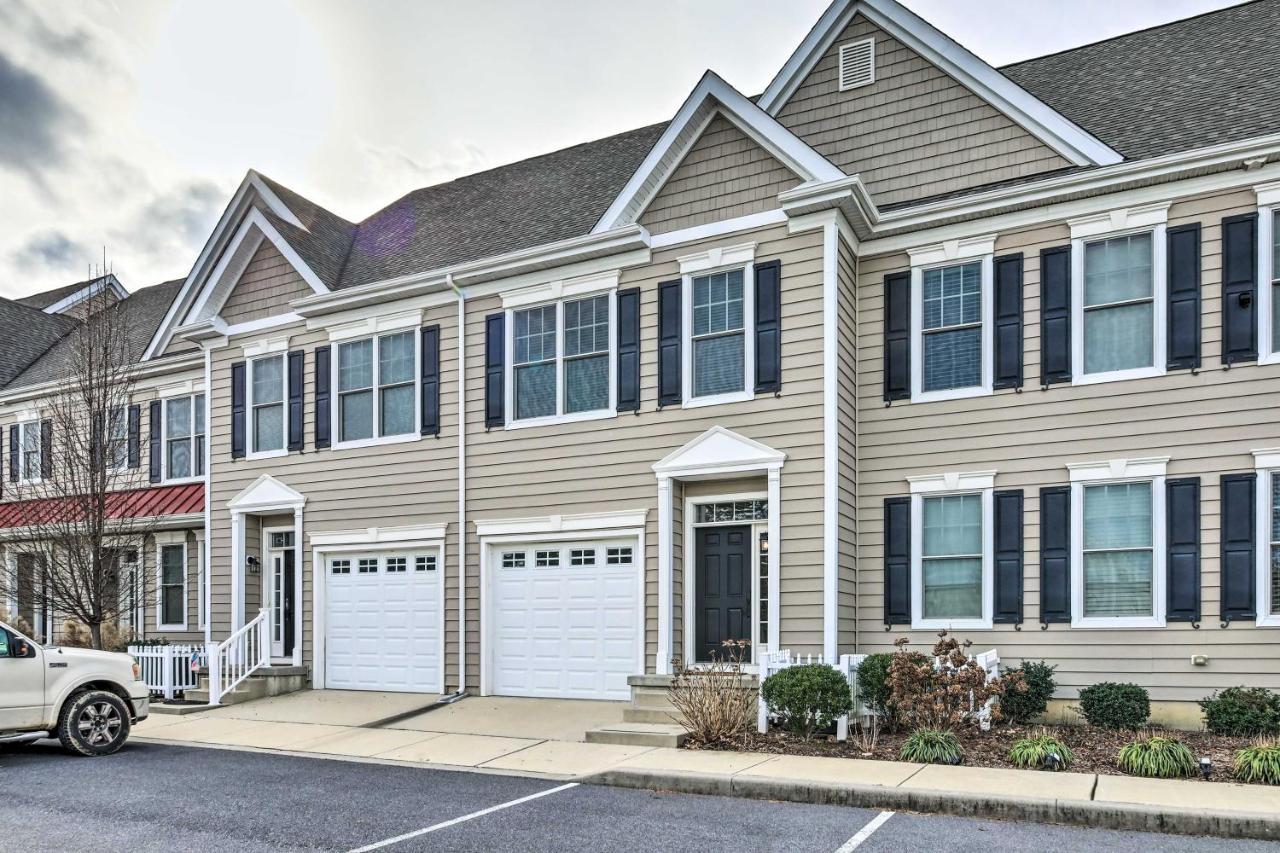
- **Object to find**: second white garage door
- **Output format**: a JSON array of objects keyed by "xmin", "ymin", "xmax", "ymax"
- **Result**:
[
  {"xmin": 325, "ymin": 552, "xmax": 442, "ymax": 693},
  {"xmin": 488, "ymin": 538, "xmax": 640, "ymax": 701}
]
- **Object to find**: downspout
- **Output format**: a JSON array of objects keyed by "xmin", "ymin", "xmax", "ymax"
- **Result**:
[
  {"xmin": 203, "ymin": 344, "xmax": 212, "ymax": 647},
  {"xmin": 450, "ymin": 274, "xmax": 467, "ymax": 694}
]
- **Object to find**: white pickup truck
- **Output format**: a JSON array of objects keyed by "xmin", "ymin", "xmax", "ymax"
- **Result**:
[{"xmin": 0, "ymin": 619, "xmax": 150, "ymax": 756}]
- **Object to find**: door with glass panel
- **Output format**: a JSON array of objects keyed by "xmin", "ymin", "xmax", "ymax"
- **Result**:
[{"xmin": 264, "ymin": 530, "xmax": 296, "ymax": 659}]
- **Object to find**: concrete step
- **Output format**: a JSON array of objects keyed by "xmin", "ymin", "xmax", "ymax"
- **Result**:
[
  {"xmin": 623, "ymin": 707, "xmax": 681, "ymax": 725},
  {"xmin": 585, "ymin": 723, "xmax": 688, "ymax": 749},
  {"xmin": 629, "ymin": 686, "xmax": 677, "ymax": 711},
  {"xmin": 149, "ymin": 702, "xmax": 215, "ymax": 716}
]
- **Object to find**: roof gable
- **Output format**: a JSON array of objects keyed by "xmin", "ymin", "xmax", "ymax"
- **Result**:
[
  {"xmin": 17, "ymin": 274, "xmax": 128, "ymax": 315},
  {"xmin": 759, "ymin": 0, "xmax": 1121, "ymax": 168}
]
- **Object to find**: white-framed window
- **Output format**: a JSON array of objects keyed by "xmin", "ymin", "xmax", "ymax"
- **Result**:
[
  {"xmin": 1256, "ymin": 199, "xmax": 1280, "ymax": 364},
  {"xmin": 683, "ymin": 266, "xmax": 754, "ymax": 406},
  {"xmin": 249, "ymin": 354, "xmax": 285, "ymax": 456},
  {"xmin": 1253, "ymin": 450, "xmax": 1280, "ymax": 626},
  {"xmin": 336, "ymin": 331, "xmax": 418, "ymax": 445},
  {"xmin": 1067, "ymin": 456, "xmax": 1168, "ymax": 628},
  {"xmin": 119, "ymin": 547, "xmax": 141, "ymax": 634},
  {"xmin": 907, "ymin": 471, "xmax": 994, "ymax": 630},
  {"xmin": 16, "ymin": 420, "xmax": 41, "ymax": 483},
  {"xmin": 163, "ymin": 393, "xmax": 205, "ymax": 481},
  {"xmin": 1069, "ymin": 205, "xmax": 1168, "ymax": 385},
  {"xmin": 506, "ymin": 290, "xmax": 616, "ymax": 427},
  {"xmin": 907, "ymin": 238, "xmax": 994, "ymax": 402},
  {"xmin": 156, "ymin": 541, "xmax": 187, "ymax": 631},
  {"xmin": 107, "ymin": 406, "xmax": 129, "ymax": 470}
]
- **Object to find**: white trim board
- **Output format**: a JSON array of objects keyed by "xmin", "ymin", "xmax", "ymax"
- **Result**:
[{"xmin": 756, "ymin": 0, "xmax": 1121, "ymax": 166}]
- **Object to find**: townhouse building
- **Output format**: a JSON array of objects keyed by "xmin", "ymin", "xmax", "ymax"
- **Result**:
[{"xmin": 5, "ymin": 0, "xmax": 1280, "ymax": 725}]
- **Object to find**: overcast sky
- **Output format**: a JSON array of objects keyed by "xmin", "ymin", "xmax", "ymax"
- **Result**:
[{"xmin": 0, "ymin": 0, "xmax": 1243, "ymax": 299}]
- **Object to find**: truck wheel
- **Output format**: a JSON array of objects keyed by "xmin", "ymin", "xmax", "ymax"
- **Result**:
[{"xmin": 57, "ymin": 690, "xmax": 131, "ymax": 756}]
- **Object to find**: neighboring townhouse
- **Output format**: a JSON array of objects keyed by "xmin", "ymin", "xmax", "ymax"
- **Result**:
[{"xmin": 7, "ymin": 0, "xmax": 1280, "ymax": 726}]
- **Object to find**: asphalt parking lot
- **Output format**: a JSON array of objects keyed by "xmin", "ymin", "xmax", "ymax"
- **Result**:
[{"xmin": 1, "ymin": 740, "xmax": 1275, "ymax": 852}]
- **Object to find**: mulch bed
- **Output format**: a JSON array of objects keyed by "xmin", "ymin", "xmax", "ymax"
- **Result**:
[{"xmin": 693, "ymin": 724, "xmax": 1260, "ymax": 784}]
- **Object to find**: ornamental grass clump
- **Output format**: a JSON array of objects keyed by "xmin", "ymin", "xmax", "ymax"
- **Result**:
[
  {"xmin": 1116, "ymin": 731, "xmax": 1198, "ymax": 779},
  {"xmin": 1233, "ymin": 737, "xmax": 1280, "ymax": 785},
  {"xmin": 760, "ymin": 662, "xmax": 855, "ymax": 741},
  {"xmin": 1008, "ymin": 730, "xmax": 1075, "ymax": 771},
  {"xmin": 901, "ymin": 728, "xmax": 963, "ymax": 765}
]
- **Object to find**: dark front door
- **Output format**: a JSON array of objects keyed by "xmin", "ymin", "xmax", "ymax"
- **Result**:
[
  {"xmin": 282, "ymin": 549, "xmax": 296, "ymax": 658},
  {"xmin": 695, "ymin": 525, "xmax": 751, "ymax": 662}
]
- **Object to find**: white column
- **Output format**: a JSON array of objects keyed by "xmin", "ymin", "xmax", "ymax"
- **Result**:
[
  {"xmin": 822, "ymin": 220, "xmax": 839, "ymax": 663},
  {"xmin": 230, "ymin": 512, "xmax": 244, "ymax": 632},
  {"xmin": 656, "ymin": 475, "xmax": 673, "ymax": 675},
  {"xmin": 767, "ymin": 467, "xmax": 781, "ymax": 657},
  {"xmin": 292, "ymin": 507, "xmax": 303, "ymax": 667}
]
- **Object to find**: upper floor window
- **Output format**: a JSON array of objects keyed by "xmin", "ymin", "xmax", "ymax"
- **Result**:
[
  {"xmin": 107, "ymin": 406, "xmax": 128, "ymax": 470},
  {"xmin": 1259, "ymin": 205, "xmax": 1280, "ymax": 363},
  {"xmin": 905, "ymin": 239, "xmax": 994, "ymax": 403},
  {"xmin": 909, "ymin": 473, "xmax": 993, "ymax": 630},
  {"xmin": 250, "ymin": 355, "xmax": 285, "ymax": 454},
  {"xmin": 165, "ymin": 393, "xmax": 205, "ymax": 480},
  {"xmin": 17, "ymin": 420, "xmax": 41, "ymax": 482},
  {"xmin": 337, "ymin": 331, "xmax": 416, "ymax": 443},
  {"xmin": 508, "ymin": 292, "xmax": 614, "ymax": 425},
  {"xmin": 691, "ymin": 270, "xmax": 745, "ymax": 398}
]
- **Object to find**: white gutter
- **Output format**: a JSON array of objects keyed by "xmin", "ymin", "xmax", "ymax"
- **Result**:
[
  {"xmin": 450, "ymin": 274, "xmax": 467, "ymax": 692},
  {"xmin": 0, "ymin": 352, "xmax": 205, "ymax": 407}
]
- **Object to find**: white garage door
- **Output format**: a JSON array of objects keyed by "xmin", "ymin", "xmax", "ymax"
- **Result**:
[
  {"xmin": 489, "ymin": 539, "xmax": 640, "ymax": 701},
  {"xmin": 325, "ymin": 552, "xmax": 442, "ymax": 693}
]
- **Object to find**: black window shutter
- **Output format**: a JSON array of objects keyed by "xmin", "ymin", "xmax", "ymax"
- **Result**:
[
  {"xmin": 1039, "ymin": 485, "xmax": 1071, "ymax": 623},
  {"xmin": 993, "ymin": 254, "xmax": 1024, "ymax": 390},
  {"xmin": 8, "ymin": 424, "xmax": 17, "ymax": 482},
  {"xmin": 231, "ymin": 361, "xmax": 247, "ymax": 459},
  {"xmin": 1166, "ymin": 223, "xmax": 1202, "ymax": 370},
  {"xmin": 754, "ymin": 259, "xmax": 782, "ymax": 394},
  {"xmin": 127, "ymin": 404, "xmax": 141, "ymax": 469},
  {"xmin": 883, "ymin": 496, "xmax": 911, "ymax": 625},
  {"xmin": 39, "ymin": 419, "xmax": 52, "ymax": 480},
  {"xmin": 287, "ymin": 350, "xmax": 305, "ymax": 451},
  {"xmin": 882, "ymin": 272, "xmax": 910, "ymax": 402},
  {"xmin": 484, "ymin": 313, "xmax": 505, "ymax": 428},
  {"xmin": 993, "ymin": 489, "xmax": 1024, "ymax": 623},
  {"xmin": 1039, "ymin": 246, "xmax": 1072, "ymax": 385},
  {"xmin": 1166, "ymin": 477, "xmax": 1201, "ymax": 622},
  {"xmin": 420, "ymin": 325, "xmax": 440, "ymax": 436},
  {"xmin": 148, "ymin": 401, "xmax": 162, "ymax": 482},
  {"xmin": 657, "ymin": 280, "xmax": 682, "ymax": 407},
  {"xmin": 1220, "ymin": 472, "xmax": 1257, "ymax": 621},
  {"xmin": 1222, "ymin": 213, "xmax": 1258, "ymax": 364},
  {"xmin": 314, "ymin": 346, "xmax": 331, "ymax": 449},
  {"xmin": 616, "ymin": 288, "xmax": 641, "ymax": 412}
]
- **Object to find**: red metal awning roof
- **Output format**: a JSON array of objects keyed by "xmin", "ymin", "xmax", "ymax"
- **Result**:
[{"xmin": 0, "ymin": 482, "xmax": 204, "ymax": 530}]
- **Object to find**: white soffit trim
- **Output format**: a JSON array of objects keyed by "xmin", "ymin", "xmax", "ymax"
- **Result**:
[
  {"xmin": 653, "ymin": 425, "xmax": 787, "ymax": 478},
  {"xmin": 226, "ymin": 473, "xmax": 306, "ymax": 512},
  {"xmin": 241, "ymin": 333, "xmax": 291, "ymax": 358},
  {"xmin": 757, "ymin": 0, "xmax": 1121, "ymax": 167},
  {"xmin": 592, "ymin": 71, "xmax": 844, "ymax": 233},
  {"xmin": 907, "ymin": 470, "xmax": 996, "ymax": 494},
  {"xmin": 1067, "ymin": 201, "xmax": 1170, "ymax": 239},
  {"xmin": 473, "ymin": 510, "xmax": 648, "ymax": 539},
  {"xmin": 906, "ymin": 234, "xmax": 996, "ymax": 267},
  {"xmin": 310, "ymin": 523, "xmax": 447, "ymax": 547},
  {"xmin": 678, "ymin": 242, "xmax": 757, "ymax": 274},
  {"xmin": 1255, "ymin": 180, "xmax": 1280, "ymax": 207},
  {"xmin": 325, "ymin": 308, "xmax": 424, "ymax": 341},
  {"xmin": 1254, "ymin": 448, "xmax": 1280, "ymax": 470},
  {"xmin": 1067, "ymin": 456, "xmax": 1170, "ymax": 482},
  {"xmin": 42, "ymin": 274, "xmax": 129, "ymax": 315},
  {"xmin": 501, "ymin": 269, "xmax": 620, "ymax": 309}
]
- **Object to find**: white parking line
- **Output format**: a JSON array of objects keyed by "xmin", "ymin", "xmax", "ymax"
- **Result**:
[
  {"xmin": 834, "ymin": 811, "xmax": 894, "ymax": 852},
  {"xmin": 347, "ymin": 782, "xmax": 579, "ymax": 852}
]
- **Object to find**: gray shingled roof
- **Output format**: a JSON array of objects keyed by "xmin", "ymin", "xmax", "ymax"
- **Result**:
[
  {"xmin": 256, "ymin": 175, "xmax": 358, "ymax": 289},
  {"xmin": 7, "ymin": 279, "xmax": 186, "ymax": 389},
  {"xmin": 1002, "ymin": 0, "xmax": 1275, "ymax": 161},
  {"xmin": 0, "ymin": 299, "xmax": 80, "ymax": 389}
]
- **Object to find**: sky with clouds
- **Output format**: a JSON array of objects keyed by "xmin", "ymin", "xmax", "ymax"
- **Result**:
[{"xmin": 0, "ymin": 0, "xmax": 1243, "ymax": 300}]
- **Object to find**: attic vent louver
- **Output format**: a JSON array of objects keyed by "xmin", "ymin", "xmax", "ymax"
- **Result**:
[{"xmin": 838, "ymin": 38, "xmax": 875, "ymax": 91}]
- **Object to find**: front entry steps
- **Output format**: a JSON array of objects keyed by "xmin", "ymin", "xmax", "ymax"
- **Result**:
[
  {"xmin": 586, "ymin": 722, "xmax": 688, "ymax": 748},
  {"xmin": 585, "ymin": 675, "xmax": 688, "ymax": 747},
  {"xmin": 185, "ymin": 665, "xmax": 310, "ymax": 706}
]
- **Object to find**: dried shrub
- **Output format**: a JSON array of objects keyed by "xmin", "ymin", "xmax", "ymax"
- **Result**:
[
  {"xmin": 761, "ymin": 663, "xmax": 855, "ymax": 741},
  {"xmin": 667, "ymin": 640, "xmax": 755, "ymax": 746},
  {"xmin": 1234, "ymin": 736, "xmax": 1280, "ymax": 785},
  {"xmin": 1117, "ymin": 731, "xmax": 1197, "ymax": 778},
  {"xmin": 887, "ymin": 631, "xmax": 1021, "ymax": 730},
  {"xmin": 60, "ymin": 618, "xmax": 133, "ymax": 651}
]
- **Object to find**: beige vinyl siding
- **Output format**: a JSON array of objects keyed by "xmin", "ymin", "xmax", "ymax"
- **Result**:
[
  {"xmin": 219, "ymin": 241, "xmax": 313, "ymax": 325},
  {"xmin": 638, "ymin": 115, "xmax": 803, "ymax": 236},
  {"xmin": 775, "ymin": 15, "xmax": 1070, "ymax": 208},
  {"xmin": 206, "ymin": 303, "xmax": 461, "ymax": 682},
  {"xmin": 836, "ymin": 235, "xmax": 858, "ymax": 653},
  {"xmin": 463, "ymin": 222, "xmax": 828, "ymax": 679},
  {"xmin": 855, "ymin": 186, "xmax": 1280, "ymax": 702}
]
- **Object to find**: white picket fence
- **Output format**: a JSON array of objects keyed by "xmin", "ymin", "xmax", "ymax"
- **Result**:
[
  {"xmin": 129, "ymin": 643, "xmax": 204, "ymax": 700},
  {"xmin": 757, "ymin": 648, "xmax": 1001, "ymax": 740}
]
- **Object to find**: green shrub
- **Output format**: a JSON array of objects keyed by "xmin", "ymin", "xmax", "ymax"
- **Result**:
[
  {"xmin": 855, "ymin": 653, "xmax": 895, "ymax": 723},
  {"xmin": 1199, "ymin": 687, "xmax": 1280, "ymax": 737},
  {"xmin": 1078, "ymin": 682, "xmax": 1149, "ymax": 730},
  {"xmin": 1234, "ymin": 737, "xmax": 1280, "ymax": 785},
  {"xmin": 1117, "ymin": 733, "xmax": 1198, "ymax": 778},
  {"xmin": 1008, "ymin": 731, "xmax": 1075, "ymax": 771},
  {"xmin": 761, "ymin": 664, "xmax": 854, "ymax": 741},
  {"xmin": 1000, "ymin": 661, "xmax": 1057, "ymax": 724},
  {"xmin": 901, "ymin": 728, "xmax": 963, "ymax": 765}
]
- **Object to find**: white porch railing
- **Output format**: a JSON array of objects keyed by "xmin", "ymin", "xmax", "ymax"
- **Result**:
[
  {"xmin": 757, "ymin": 648, "xmax": 1001, "ymax": 739},
  {"xmin": 128, "ymin": 643, "xmax": 204, "ymax": 701},
  {"xmin": 205, "ymin": 609, "xmax": 270, "ymax": 706}
]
